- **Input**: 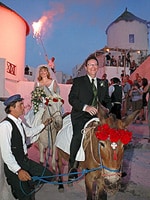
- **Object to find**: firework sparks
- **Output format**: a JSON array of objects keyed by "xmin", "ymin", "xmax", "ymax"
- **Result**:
[
  {"xmin": 32, "ymin": 16, "xmax": 47, "ymax": 39},
  {"xmin": 32, "ymin": 3, "xmax": 65, "ymax": 62}
]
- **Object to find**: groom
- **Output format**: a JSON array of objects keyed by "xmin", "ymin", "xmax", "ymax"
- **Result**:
[{"xmin": 68, "ymin": 55, "xmax": 112, "ymax": 180}]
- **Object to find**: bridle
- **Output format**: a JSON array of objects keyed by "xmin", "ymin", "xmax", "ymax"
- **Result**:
[
  {"xmin": 46, "ymin": 108, "xmax": 62, "ymax": 131},
  {"xmin": 44, "ymin": 85, "xmax": 63, "ymax": 130}
]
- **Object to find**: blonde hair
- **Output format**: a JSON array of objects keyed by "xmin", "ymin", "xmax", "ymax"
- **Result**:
[{"xmin": 37, "ymin": 66, "xmax": 51, "ymax": 81}]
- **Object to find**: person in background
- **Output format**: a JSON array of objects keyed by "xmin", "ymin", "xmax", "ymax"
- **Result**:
[
  {"xmin": 105, "ymin": 52, "xmax": 111, "ymax": 66},
  {"xmin": 126, "ymin": 51, "xmax": 131, "ymax": 67},
  {"xmin": 147, "ymin": 86, "xmax": 150, "ymax": 142},
  {"xmin": 117, "ymin": 55, "xmax": 123, "ymax": 66},
  {"xmin": 122, "ymin": 75, "xmax": 131, "ymax": 116},
  {"xmin": 24, "ymin": 65, "xmax": 30, "ymax": 75},
  {"xmin": 136, "ymin": 76, "xmax": 143, "ymax": 87},
  {"xmin": 129, "ymin": 83, "xmax": 143, "ymax": 124},
  {"xmin": 102, "ymin": 73, "xmax": 109, "ymax": 84},
  {"xmin": 130, "ymin": 60, "xmax": 137, "ymax": 74},
  {"xmin": 66, "ymin": 76, "xmax": 73, "ymax": 84},
  {"xmin": 45, "ymin": 56, "xmax": 55, "ymax": 73},
  {"xmin": 0, "ymin": 94, "xmax": 54, "ymax": 200},
  {"xmin": 109, "ymin": 77, "xmax": 124, "ymax": 119},
  {"xmin": 141, "ymin": 78, "xmax": 149, "ymax": 121},
  {"xmin": 126, "ymin": 74, "xmax": 133, "ymax": 85},
  {"xmin": 68, "ymin": 55, "xmax": 112, "ymax": 180},
  {"xmin": 120, "ymin": 70, "xmax": 126, "ymax": 83},
  {"xmin": 110, "ymin": 55, "xmax": 117, "ymax": 66},
  {"xmin": 133, "ymin": 73, "xmax": 140, "ymax": 84}
]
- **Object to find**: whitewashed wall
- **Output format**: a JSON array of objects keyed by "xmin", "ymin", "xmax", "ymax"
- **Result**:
[
  {"xmin": 107, "ymin": 20, "xmax": 148, "ymax": 51},
  {"xmin": 0, "ymin": 5, "xmax": 29, "ymax": 81}
]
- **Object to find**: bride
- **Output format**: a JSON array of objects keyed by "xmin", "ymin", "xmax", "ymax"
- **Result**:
[
  {"xmin": 34, "ymin": 65, "xmax": 60, "ymax": 94},
  {"xmin": 24, "ymin": 65, "xmax": 61, "ymax": 143}
]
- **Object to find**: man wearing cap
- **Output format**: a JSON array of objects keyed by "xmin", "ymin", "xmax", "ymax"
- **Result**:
[{"xmin": 0, "ymin": 94, "xmax": 54, "ymax": 200}]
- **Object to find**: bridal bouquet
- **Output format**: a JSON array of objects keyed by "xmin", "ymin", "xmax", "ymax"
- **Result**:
[{"xmin": 31, "ymin": 87, "xmax": 46, "ymax": 114}]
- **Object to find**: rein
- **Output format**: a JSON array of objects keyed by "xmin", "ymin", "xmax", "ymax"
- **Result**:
[
  {"xmin": 46, "ymin": 108, "xmax": 62, "ymax": 131},
  {"xmin": 30, "ymin": 165, "xmax": 121, "ymax": 186}
]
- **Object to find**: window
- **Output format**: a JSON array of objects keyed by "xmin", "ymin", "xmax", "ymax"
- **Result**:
[{"xmin": 129, "ymin": 34, "xmax": 134, "ymax": 43}]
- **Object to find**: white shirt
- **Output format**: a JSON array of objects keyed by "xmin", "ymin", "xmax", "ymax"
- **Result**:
[
  {"xmin": 0, "ymin": 114, "xmax": 45, "ymax": 173},
  {"xmin": 109, "ymin": 84, "xmax": 125, "ymax": 100},
  {"xmin": 87, "ymin": 75, "xmax": 97, "ymax": 88}
]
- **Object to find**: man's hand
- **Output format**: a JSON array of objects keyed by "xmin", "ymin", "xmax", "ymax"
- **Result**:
[
  {"xmin": 85, "ymin": 105, "xmax": 98, "ymax": 116},
  {"xmin": 18, "ymin": 169, "xmax": 31, "ymax": 181}
]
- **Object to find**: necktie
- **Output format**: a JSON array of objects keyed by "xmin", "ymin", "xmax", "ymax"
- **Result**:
[{"xmin": 91, "ymin": 79, "xmax": 98, "ymax": 107}]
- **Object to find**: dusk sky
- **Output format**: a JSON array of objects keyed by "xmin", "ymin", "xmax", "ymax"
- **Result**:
[{"xmin": 2, "ymin": 0, "xmax": 150, "ymax": 75}]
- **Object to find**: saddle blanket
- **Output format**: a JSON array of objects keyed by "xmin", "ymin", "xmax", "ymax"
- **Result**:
[{"xmin": 55, "ymin": 114, "xmax": 99, "ymax": 161}]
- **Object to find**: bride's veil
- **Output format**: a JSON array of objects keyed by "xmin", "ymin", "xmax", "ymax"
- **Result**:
[{"xmin": 34, "ymin": 64, "xmax": 58, "ymax": 83}]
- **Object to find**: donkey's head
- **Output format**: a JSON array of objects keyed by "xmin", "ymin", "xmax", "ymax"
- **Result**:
[
  {"xmin": 42, "ymin": 87, "xmax": 63, "ymax": 131},
  {"xmin": 95, "ymin": 103, "xmax": 140, "ymax": 194}
]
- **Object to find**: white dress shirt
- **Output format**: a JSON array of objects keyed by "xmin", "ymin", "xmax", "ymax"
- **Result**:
[
  {"xmin": 0, "ymin": 114, "xmax": 45, "ymax": 173},
  {"xmin": 87, "ymin": 75, "xmax": 97, "ymax": 88}
]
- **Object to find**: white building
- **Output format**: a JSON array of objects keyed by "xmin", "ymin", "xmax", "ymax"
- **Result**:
[
  {"xmin": 75, "ymin": 8, "xmax": 150, "ymax": 81},
  {"xmin": 0, "ymin": 3, "xmax": 71, "ymax": 122},
  {"xmin": 106, "ymin": 8, "xmax": 149, "ymax": 52},
  {"xmin": 0, "ymin": 2, "xmax": 31, "ymax": 120}
]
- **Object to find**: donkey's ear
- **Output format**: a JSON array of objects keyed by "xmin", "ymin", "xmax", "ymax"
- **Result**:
[
  {"xmin": 122, "ymin": 110, "xmax": 140, "ymax": 127},
  {"xmin": 97, "ymin": 102, "xmax": 109, "ymax": 123}
]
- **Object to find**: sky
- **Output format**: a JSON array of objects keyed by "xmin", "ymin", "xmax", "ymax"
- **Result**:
[{"xmin": 1, "ymin": 0, "xmax": 150, "ymax": 75}]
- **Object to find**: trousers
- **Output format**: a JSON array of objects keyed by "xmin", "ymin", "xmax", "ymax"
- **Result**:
[
  {"xmin": 4, "ymin": 157, "xmax": 54, "ymax": 200},
  {"xmin": 69, "ymin": 115, "xmax": 94, "ymax": 169}
]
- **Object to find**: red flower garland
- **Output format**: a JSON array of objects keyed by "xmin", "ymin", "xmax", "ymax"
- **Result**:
[
  {"xmin": 95, "ymin": 124, "xmax": 132, "ymax": 145},
  {"xmin": 61, "ymin": 99, "xmax": 64, "ymax": 104},
  {"xmin": 44, "ymin": 97, "xmax": 64, "ymax": 106},
  {"xmin": 53, "ymin": 98, "xmax": 58, "ymax": 102}
]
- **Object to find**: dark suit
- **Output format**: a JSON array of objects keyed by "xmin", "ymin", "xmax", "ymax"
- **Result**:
[{"xmin": 68, "ymin": 75, "xmax": 112, "ymax": 168}]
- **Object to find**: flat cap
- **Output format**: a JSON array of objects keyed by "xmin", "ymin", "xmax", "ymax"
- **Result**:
[{"xmin": 4, "ymin": 94, "xmax": 24, "ymax": 106}]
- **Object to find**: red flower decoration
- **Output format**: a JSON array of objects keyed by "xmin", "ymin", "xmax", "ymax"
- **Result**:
[
  {"xmin": 109, "ymin": 129, "xmax": 120, "ymax": 143},
  {"xmin": 45, "ymin": 98, "xmax": 49, "ymax": 106},
  {"xmin": 95, "ymin": 124, "xmax": 132, "ymax": 145},
  {"xmin": 120, "ymin": 130, "xmax": 132, "ymax": 145},
  {"xmin": 53, "ymin": 98, "xmax": 58, "ymax": 102},
  {"xmin": 61, "ymin": 99, "xmax": 64, "ymax": 104},
  {"xmin": 96, "ymin": 124, "xmax": 109, "ymax": 140}
]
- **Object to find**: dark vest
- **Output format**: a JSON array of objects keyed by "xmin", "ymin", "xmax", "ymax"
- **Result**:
[
  {"xmin": 111, "ymin": 85, "xmax": 122, "ymax": 103},
  {"xmin": 4, "ymin": 117, "xmax": 25, "ymax": 166}
]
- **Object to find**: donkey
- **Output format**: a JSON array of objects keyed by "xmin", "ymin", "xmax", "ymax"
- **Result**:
[
  {"xmin": 55, "ymin": 104, "xmax": 139, "ymax": 199},
  {"xmin": 27, "ymin": 86, "xmax": 63, "ymax": 170}
]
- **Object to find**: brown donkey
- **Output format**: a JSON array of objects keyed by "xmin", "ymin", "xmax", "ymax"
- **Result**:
[{"xmin": 56, "ymin": 104, "xmax": 139, "ymax": 200}]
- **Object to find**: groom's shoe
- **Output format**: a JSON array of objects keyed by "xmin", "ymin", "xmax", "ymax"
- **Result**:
[
  {"xmin": 121, "ymin": 172, "xmax": 127, "ymax": 177},
  {"xmin": 68, "ymin": 168, "xmax": 78, "ymax": 181}
]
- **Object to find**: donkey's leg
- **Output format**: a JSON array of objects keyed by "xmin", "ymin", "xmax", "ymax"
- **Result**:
[
  {"xmin": 85, "ymin": 175, "xmax": 93, "ymax": 200},
  {"xmin": 98, "ymin": 190, "xmax": 107, "ymax": 200},
  {"xmin": 85, "ymin": 174, "xmax": 107, "ymax": 200},
  {"xmin": 57, "ymin": 149, "xmax": 64, "ymax": 192},
  {"xmin": 38, "ymin": 141, "xmax": 45, "ymax": 165},
  {"xmin": 51, "ymin": 146, "xmax": 56, "ymax": 171}
]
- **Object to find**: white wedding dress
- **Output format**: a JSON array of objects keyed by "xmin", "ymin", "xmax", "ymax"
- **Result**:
[{"xmin": 24, "ymin": 80, "xmax": 57, "ymax": 143}]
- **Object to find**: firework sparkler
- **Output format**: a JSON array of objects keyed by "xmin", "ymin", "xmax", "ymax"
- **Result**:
[
  {"xmin": 32, "ymin": 18, "xmax": 49, "ymax": 63},
  {"xmin": 32, "ymin": 3, "xmax": 64, "ymax": 67}
]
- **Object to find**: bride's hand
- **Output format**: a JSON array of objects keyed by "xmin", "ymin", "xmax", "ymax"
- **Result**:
[{"xmin": 43, "ymin": 118, "xmax": 52, "ymax": 126}]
